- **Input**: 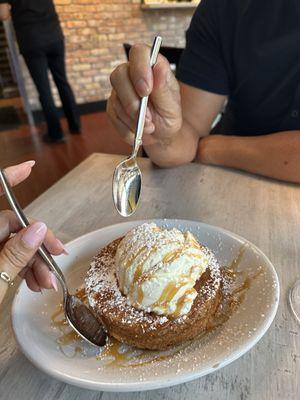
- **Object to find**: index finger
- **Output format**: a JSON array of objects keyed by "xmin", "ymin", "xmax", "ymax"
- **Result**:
[
  {"xmin": 0, "ymin": 210, "xmax": 65, "ymax": 255},
  {"xmin": 1, "ymin": 160, "xmax": 35, "ymax": 196},
  {"xmin": 0, "ymin": 210, "xmax": 22, "ymax": 242}
]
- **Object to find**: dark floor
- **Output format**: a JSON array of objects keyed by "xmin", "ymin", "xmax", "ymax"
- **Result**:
[{"xmin": 0, "ymin": 112, "xmax": 131, "ymax": 209}]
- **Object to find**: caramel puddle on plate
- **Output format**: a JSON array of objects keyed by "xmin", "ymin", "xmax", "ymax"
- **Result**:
[
  {"xmin": 51, "ymin": 288, "xmax": 86, "ymax": 358},
  {"xmin": 50, "ymin": 244, "xmax": 263, "ymax": 366}
]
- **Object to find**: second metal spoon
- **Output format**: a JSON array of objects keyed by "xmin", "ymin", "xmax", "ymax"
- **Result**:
[
  {"xmin": 112, "ymin": 36, "xmax": 162, "ymax": 217},
  {"xmin": 0, "ymin": 169, "xmax": 107, "ymax": 347}
]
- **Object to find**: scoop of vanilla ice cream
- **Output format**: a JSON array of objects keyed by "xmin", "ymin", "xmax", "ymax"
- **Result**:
[{"xmin": 115, "ymin": 223, "xmax": 211, "ymax": 318}]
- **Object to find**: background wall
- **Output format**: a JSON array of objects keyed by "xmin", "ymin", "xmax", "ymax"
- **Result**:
[{"xmin": 22, "ymin": 0, "xmax": 195, "ymax": 110}]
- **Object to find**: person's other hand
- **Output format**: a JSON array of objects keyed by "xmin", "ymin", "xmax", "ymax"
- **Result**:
[
  {"xmin": 0, "ymin": 161, "xmax": 66, "ymax": 292},
  {"xmin": 107, "ymin": 44, "xmax": 182, "ymax": 147}
]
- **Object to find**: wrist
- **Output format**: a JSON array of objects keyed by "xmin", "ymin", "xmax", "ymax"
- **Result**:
[
  {"xmin": 198, "ymin": 135, "xmax": 229, "ymax": 165},
  {"xmin": 197, "ymin": 135, "xmax": 222, "ymax": 164},
  {"xmin": 144, "ymin": 126, "xmax": 198, "ymax": 168}
]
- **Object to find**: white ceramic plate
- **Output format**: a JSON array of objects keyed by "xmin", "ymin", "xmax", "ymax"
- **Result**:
[{"xmin": 12, "ymin": 219, "xmax": 279, "ymax": 392}]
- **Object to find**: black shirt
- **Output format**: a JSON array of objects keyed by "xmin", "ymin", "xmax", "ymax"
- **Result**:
[
  {"xmin": 1, "ymin": 0, "xmax": 63, "ymax": 53},
  {"xmin": 177, "ymin": 0, "xmax": 300, "ymax": 136}
]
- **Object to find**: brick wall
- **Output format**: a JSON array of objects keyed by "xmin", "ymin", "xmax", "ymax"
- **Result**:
[{"xmin": 22, "ymin": 1, "xmax": 195, "ymax": 110}]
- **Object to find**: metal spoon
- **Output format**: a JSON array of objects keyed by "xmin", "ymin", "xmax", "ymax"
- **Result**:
[
  {"xmin": 0, "ymin": 169, "xmax": 107, "ymax": 347},
  {"xmin": 112, "ymin": 36, "xmax": 162, "ymax": 217}
]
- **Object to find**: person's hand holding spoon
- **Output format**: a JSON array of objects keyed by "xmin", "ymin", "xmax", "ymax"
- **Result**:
[
  {"xmin": 0, "ymin": 161, "xmax": 65, "ymax": 303},
  {"xmin": 0, "ymin": 165, "xmax": 107, "ymax": 346},
  {"xmin": 112, "ymin": 36, "xmax": 163, "ymax": 217}
]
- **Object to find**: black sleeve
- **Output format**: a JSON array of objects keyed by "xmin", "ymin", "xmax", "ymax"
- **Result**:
[{"xmin": 176, "ymin": 0, "xmax": 229, "ymax": 96}]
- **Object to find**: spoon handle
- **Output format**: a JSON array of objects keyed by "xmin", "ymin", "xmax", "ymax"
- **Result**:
[
  {"xmin": 132, "ymin": 36, "xmax": 162, "ymax": 157},
  {"xmin": 0, "ymin": 169, "xmax": 67, "ymax": 291}
]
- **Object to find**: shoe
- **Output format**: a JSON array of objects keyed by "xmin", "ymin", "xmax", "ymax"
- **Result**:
[{"xmin": 42, "ymin": 134, "xmax": 66, "ymax": 144}]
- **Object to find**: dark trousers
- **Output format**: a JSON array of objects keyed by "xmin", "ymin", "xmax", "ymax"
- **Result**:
[{"xmin": 22, "ymin": 40, "xmax": 80, "ymax": 139}]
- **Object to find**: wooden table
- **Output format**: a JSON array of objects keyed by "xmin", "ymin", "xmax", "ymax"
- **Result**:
[{"xmin": 0, "ymin": 153, "xmax": 299, "ymax": 400}]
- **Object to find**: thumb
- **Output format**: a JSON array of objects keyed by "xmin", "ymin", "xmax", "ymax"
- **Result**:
[{"xmin": 0, "ymin": 222, "xmax": 47, "ymax": 280}]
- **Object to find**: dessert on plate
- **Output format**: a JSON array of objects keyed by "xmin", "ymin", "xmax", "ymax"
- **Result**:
[{"xmin": 85, "ymin": 222, "xmax": 222, "ymax": 350}]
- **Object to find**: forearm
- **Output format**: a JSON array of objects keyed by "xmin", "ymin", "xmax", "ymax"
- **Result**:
[
  {"xmin": 198, "ymin": 131, "xmax": 300, "ymax": 183},
  {"xmin": 143, "ymin": 119, "xmax": 202, "ymax": 168}
]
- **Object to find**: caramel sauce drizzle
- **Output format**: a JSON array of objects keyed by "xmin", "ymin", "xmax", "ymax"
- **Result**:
[
  {"xmin": 129, "ymin": 244, "xmax": 204, "ymax": 306},
  {"xmin": 98, "ymin": 337, "xmax": 128, "ymax": 364},
  {"xmin": 171, "ymin": 288, "xmax": 194, "ymax": 319},
  {"xmin": 153, "ymin": 282, "xmax": 180, "ymax": 309},
  {"xmin": 163, "ymin": 249, "xmax": 182, "ymax": 264},
  {"xmin": 51, "ymin": 288, "xmax": 87, "ymax": 356},
  {"xmin": 96, "ymin": 335, "xmax": 196, "ymax": 368},
  {"xmin": 162, "ymin": 246, "xmax": 203, "ymax": 264},
  {"xmin": 118, "ymin": 245, "xmax": 147, "ymax": 290},
  {"xmin": 122, "ymin": 246, "xmax": 157, "ymax": 293},
  {"xmin": 127, "ymin": 248, "xmax": 157, "ymax": 301},
  {"xmin": 150, "ymin": 280, "xmax": 190, "ymax": 313},
  {"xmin": 129, "ymin": 263, "xmax": 144, "ymax": 294},
  {"xmin": 137, "ymin": 285, "xmax": 144, "ymax": 304},
  {"xmin": 124, "ymin": 245, "xmax": 147, "ymax": 269},
  {"xmin": 57, "ymin": 330, "xmax": 80, "ymax": 346},
  {"xmin": 229, "ymin": 244, "xmax": 247, "ymax": 270}
]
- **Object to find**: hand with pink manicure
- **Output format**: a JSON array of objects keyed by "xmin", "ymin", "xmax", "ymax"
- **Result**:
[{"xmin": 0, "ymin": 161, "xmax": 67, "ymax": 304}]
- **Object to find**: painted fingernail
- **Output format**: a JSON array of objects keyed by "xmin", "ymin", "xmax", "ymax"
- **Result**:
[
  {"xmin": 135, "ymin": 78, "xmax": 150, "ymax": 95},
  {"xmin": 22, "ymin": 222, "xmax": 47, "ymax": 249},
  {"xmin": 25, "ymin": 160, "xmax": 36, "ymax": 168},
  {"xmin": 50, "ymin": 272, "xmax": 58, "ymax": 292},
  {"xmin": 56, "ymin": 239, "xmax": 69, "ymax": 255}
]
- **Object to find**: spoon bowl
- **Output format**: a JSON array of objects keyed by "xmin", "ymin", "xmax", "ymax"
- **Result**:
[
  {"xmin": 66, "ymin": 294, "xmax": 107, "ymax": 346},
  {"xmin": 112, "ymin": 156, "xmax": 142, "ymax": 217}
]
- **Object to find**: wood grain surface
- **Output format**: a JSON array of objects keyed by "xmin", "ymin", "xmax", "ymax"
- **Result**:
[{"xmin": 0, "ymin": 153, "xmax": 299, "ymax": 400}]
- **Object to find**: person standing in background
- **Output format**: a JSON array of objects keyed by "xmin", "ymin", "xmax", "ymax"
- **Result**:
[{"xmin": 0, "ymin": 0, "xmax": 81, "ymax": 143}]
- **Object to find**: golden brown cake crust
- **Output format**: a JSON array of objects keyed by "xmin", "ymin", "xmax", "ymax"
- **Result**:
[{"xmin": 86, "ymin": 238, "xmax": 222, "ymax": 350}]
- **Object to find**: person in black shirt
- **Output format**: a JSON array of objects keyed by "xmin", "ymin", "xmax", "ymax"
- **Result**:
[
  {"xmin": 0, "ymin": 0, "xmax": 81, "ymax": 143},
  {"xmin": 107, "ymin": 0, "xmax": 300, "ymax": 183}
]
